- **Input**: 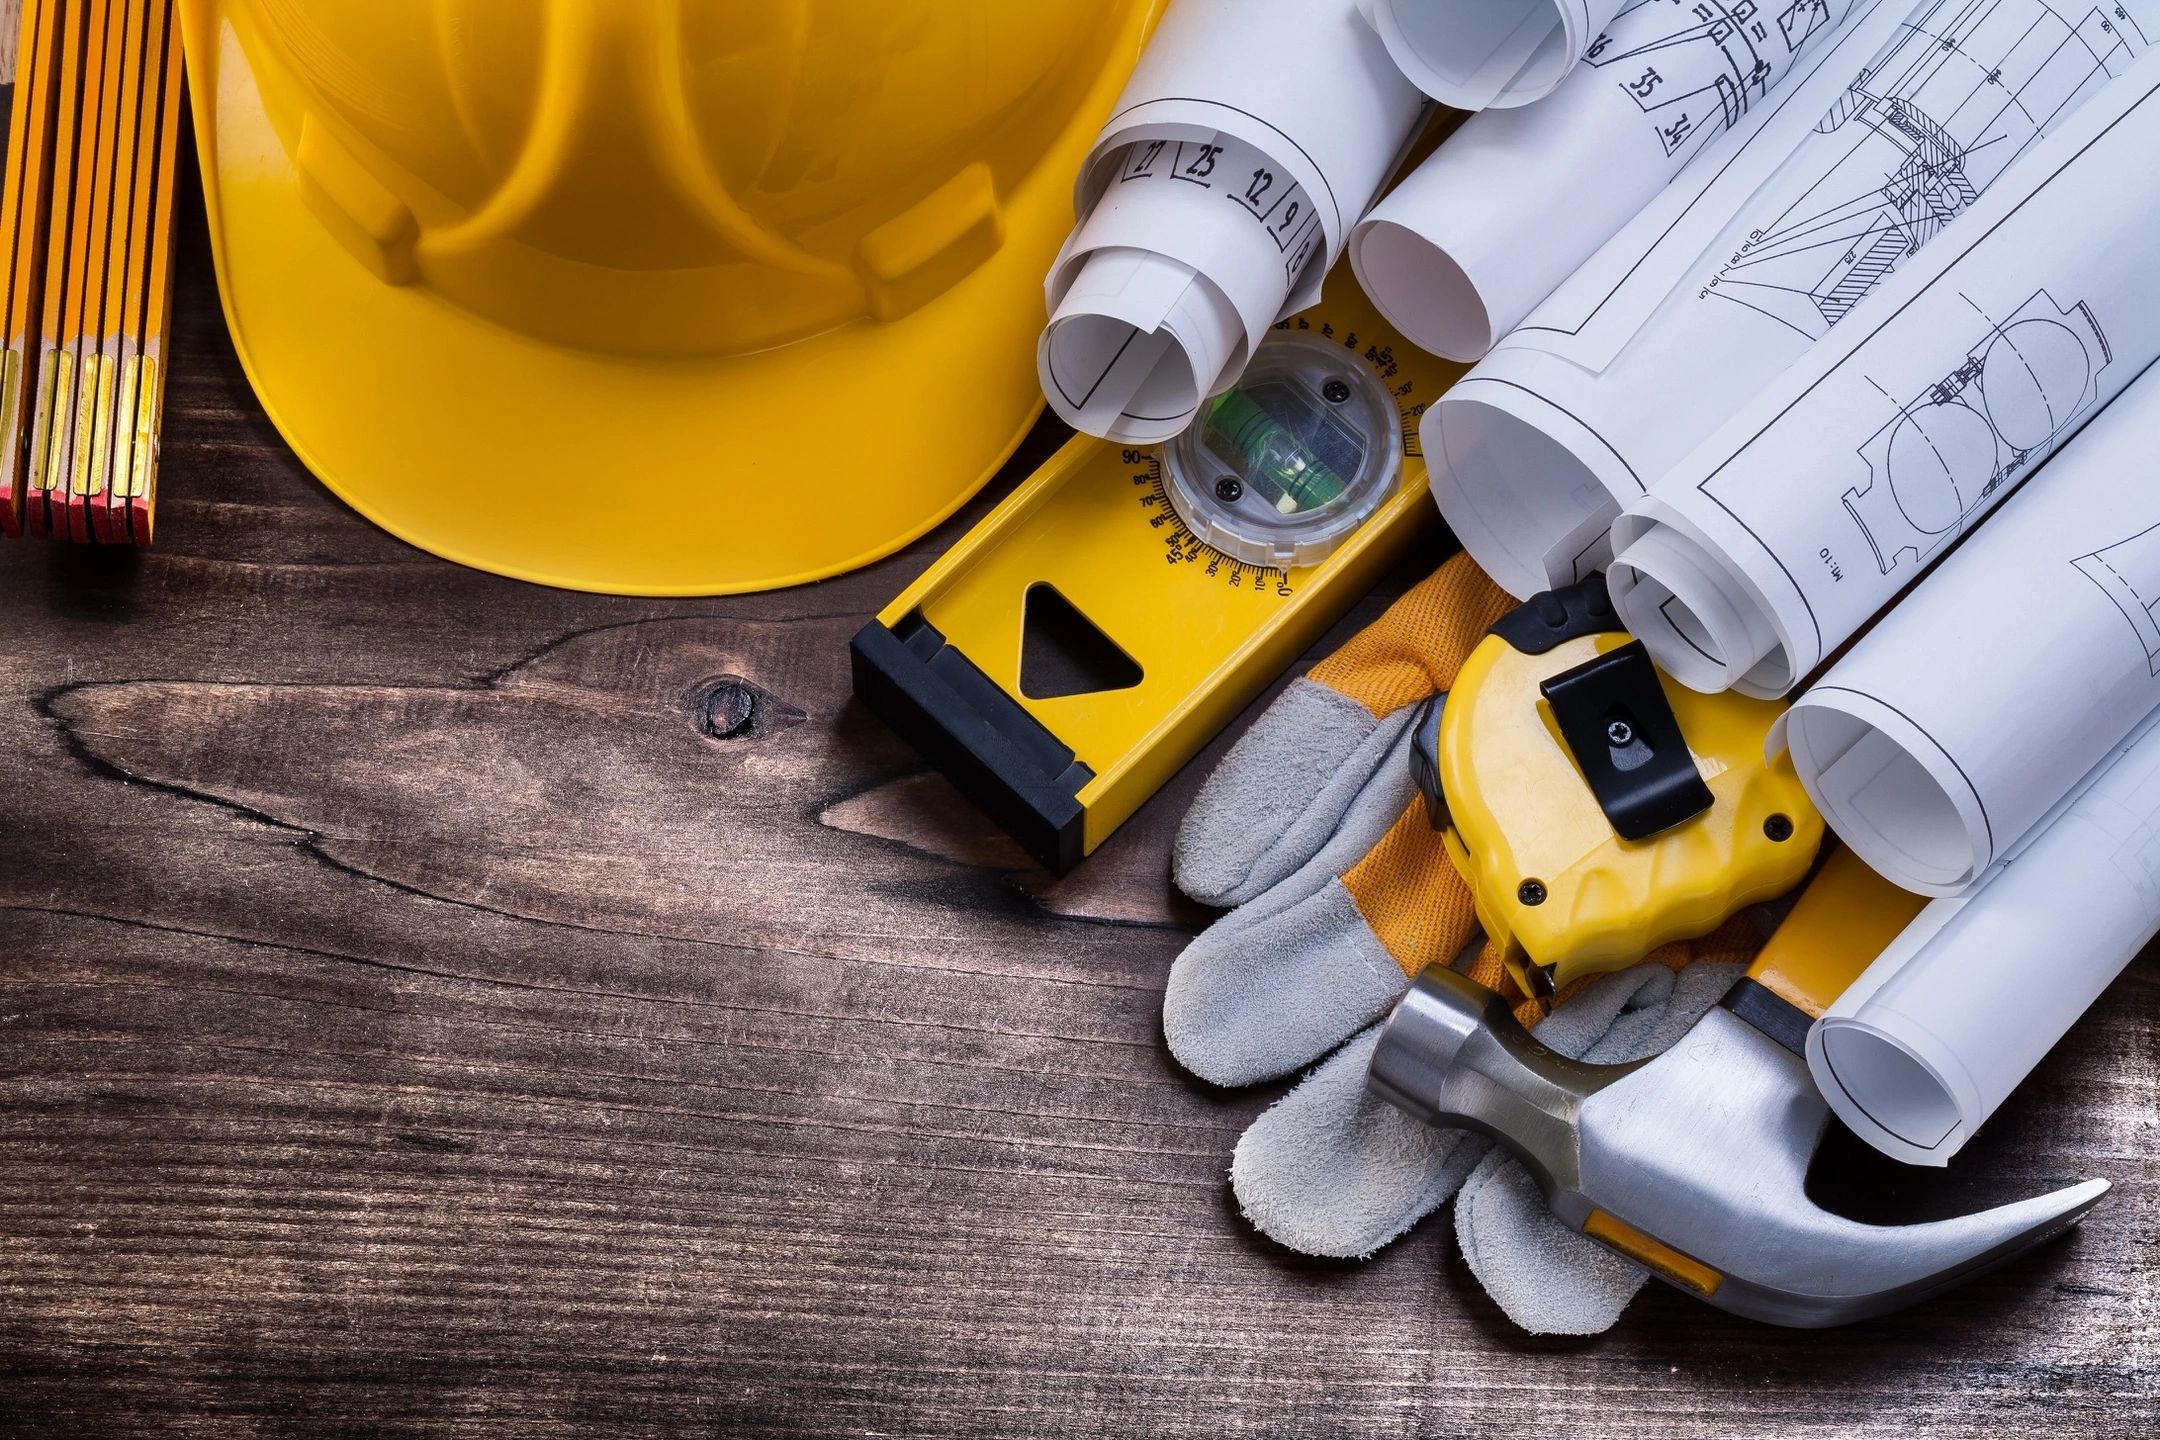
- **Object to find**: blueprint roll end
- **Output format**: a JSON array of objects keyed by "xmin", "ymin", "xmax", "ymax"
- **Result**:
[
  {"xmin": 1351, "ymin": 216, "xmax": 1492, "ymax": 361},
  {"xmin": 1362, "ymin": 0, "xmax": 1576, "ymax": 111},
  {"xmin": 1811, "ymin": 711, "xmax": 2160, "ymax": 1166},
  {"xmin": 1039, "ymin": 248, "xmax": 1245, "ymax": 445},
  {"xmin": 1781, "ymin": 696, "xmax": 1985, "ymax": 896},
  {"xmin": 1607, "ymin": 524, "xmax": 1781, "ymax": 695},
  {"xmin": 1809, "ymin": 1017, "xmax": 1968, "ymax": 1168},
  {"xmin": 1425, "ymin": 389, "xmax": 1617, "ymax": 599}
]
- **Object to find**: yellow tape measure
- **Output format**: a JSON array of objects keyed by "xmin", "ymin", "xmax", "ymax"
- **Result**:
[
  {"xmin": 854, "ymin": 272, "xmax": 1464, "ymax": 871},
  {"xmin": 1415, "ymin": 578, "xmax": 1824, "ymax": 996}
]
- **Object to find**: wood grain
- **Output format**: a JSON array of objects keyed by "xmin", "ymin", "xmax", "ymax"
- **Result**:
[{"xmin": 0, "ymin": 117, "xmax": 2155, "ymax": 1440}]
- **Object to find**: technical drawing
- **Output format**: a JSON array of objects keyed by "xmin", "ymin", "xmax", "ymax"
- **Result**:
[
  {"xmin": 1842, "ymin": 290, "xmax": 2109, "ymax": 575},
  {"xmin": 1586, "ymin": 0, "xmax": 1853, "ymax": 161},
  {"xmin": 1697, "ymin": 0, "xmax": 2153, "ymax": 340},
  {"xmin": 2076, "ymin": 524, "xmax": 2160, "ymax": 674}
]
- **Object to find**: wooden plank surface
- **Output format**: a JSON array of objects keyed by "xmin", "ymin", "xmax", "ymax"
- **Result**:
[{"xmin": 0, "ymin": 111, "xmax": 2155, "ymax": 1440}]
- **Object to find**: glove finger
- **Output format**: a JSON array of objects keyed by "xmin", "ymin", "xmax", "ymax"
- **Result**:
[
  {"xmin": 1528, "ymin": 964, "xmax": 1678, "ymax": 1058},
  {"xmin": 1166, "ymin": 776, "xmax": 1477, "ymax": 1086},
  {"xmin": 1455, "ymin": 1149, "xmax": 1648, "ymax": 1336},
  {"xmin": 1230, "ymin": 1026, "xmax": 1493, "ymax": 1258},
  {"xmin": 1174, "ymin": 689, "xmax": 1416, "ymax": 910},
  {"xmin": 1581, "ymin": 959, "xmax": 1747, "ymax": 1065},
  {"xmin": 1452, "ymin": 958, "xmax": 1751, "ymax": 1333},
  {"xmin": 1178, "ymin": 711, "xmax": 1421, "ymax": 954},
  {"xmin": 1163, "ymin": 870, "xmax": 1413, "ymax": 1087}
]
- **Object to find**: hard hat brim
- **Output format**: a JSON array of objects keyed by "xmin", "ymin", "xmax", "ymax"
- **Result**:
[{"xmin": 182, "ymin": 12, "xmax": 1113, "ymax": 596}]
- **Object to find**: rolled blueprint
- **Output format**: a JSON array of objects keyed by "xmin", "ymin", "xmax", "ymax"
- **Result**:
[
  {"xmin": 1779, "ymin": 366, "xmax": 2160, "ymax": 893},
  {"xmin": 1350, "ymin": 0, "xmax": 1888, "ymax": 360},
  {"xmin": 1808, "ymin": 706, "xmax": 2160, "ymax": 1166},
  {"xmin": 1604, "ymin": 39, "xmax": 2160, "ymax": 696},
  {"xmin": 1430, "ymin": 0, "xmax": 2160, "ymax": 598},
  {"xmin": 1360, "ymin": 0, "xmax": 1620, "ymax": 110},
  {"xmin": 1039, "ymin": 0, "xmax": 1427, "ymax": 444}
]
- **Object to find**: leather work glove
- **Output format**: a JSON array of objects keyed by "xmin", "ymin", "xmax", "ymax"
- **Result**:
[{"xmin": 1164, "ymin": 553, "xmax": 1760, "ymax": 1334}]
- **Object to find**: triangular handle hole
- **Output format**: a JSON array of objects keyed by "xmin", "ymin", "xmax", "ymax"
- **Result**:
[{"xmin": 1018, "ymin": 583, "xmax": 1144, "ymax": 700}]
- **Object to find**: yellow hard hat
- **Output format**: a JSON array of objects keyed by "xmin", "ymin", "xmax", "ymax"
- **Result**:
[{"xmin": 176, "ymin": 1, "xmax": 1154, "ymax": 594}]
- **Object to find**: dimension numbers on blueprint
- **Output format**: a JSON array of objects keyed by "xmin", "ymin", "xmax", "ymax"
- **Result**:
[
  {"xmin": 1588, "ymin": 0, "xmax": 1851, "ymax": 159},
  {"xmin": 1118, "ymin": 137, "xmax": 1326, "ymax": 282}
]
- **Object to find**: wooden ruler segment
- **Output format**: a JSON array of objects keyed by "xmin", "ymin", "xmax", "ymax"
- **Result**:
[
  {"xmin": 59, "ymin": 0, "xmax": 130, "ymax": 543},
  {"xmin": 0, "ymin": 0, "xmax": 67, "ymax": 535},
  {"xmin": 6, "ymin": 0, "xmax": 181, "ymax": 546},
  {"xmin": 25, "ymin": 0, "xmax": 90, "ymax": 538},
  {"xmin": 123, "ymin": 0, "xmax": 176, "ymax": 543},
  {"xmin": 105, "ymin": 0, "xmax": 165, "ymax": 541},
  {"xmin": 82, "ymin": 0, "xmax": 144, "ymax": 541}
]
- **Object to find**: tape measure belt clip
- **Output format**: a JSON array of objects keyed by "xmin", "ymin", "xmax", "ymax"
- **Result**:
[
  {"xmin": 1410, "ymin": 576, "xmax": 1712, "ymax": 842},
  {"xmin": 1540, "ymin": 640, "xmax": 1714, "ymax": 842}
]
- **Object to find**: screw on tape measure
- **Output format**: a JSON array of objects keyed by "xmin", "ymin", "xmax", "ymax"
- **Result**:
[{"xmin": 852, "ymin": 271, "xmax": 1464, "ymax": 873}]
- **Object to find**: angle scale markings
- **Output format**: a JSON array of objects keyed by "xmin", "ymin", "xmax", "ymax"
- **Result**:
[{"xmin": 1132, "ymin": 453, "xmax": 1297, "ymax": 596}]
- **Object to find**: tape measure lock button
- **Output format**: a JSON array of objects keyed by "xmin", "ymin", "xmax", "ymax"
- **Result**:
[{"xmin": 1163, "ymin": 333, "xmax": 1402, "ymax": 569}]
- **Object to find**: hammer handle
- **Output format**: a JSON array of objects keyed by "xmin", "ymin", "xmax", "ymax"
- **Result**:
[{"xmin": 1746, "ymin": 846, "xmax": 1927, "ymax": 1018}]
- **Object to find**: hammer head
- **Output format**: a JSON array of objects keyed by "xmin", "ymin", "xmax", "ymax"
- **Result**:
[{"xmin": 1368, "ymin": 966, "xmax": 2109, "ymax": 1328}]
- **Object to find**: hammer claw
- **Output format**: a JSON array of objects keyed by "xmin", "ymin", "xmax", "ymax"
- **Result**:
[
  {"xmin": 1369, "ymin": 965, "xmax": 2110, "ymax": 1328},
  {"xmin": 1678, "ymin": 1175, "xmax": 2112, "ymax": 1328}
]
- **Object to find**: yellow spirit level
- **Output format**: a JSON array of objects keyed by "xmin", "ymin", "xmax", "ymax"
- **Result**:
[{"xmin": 853, "ymin": 273, "xmax": 1464, "ymax": 872}]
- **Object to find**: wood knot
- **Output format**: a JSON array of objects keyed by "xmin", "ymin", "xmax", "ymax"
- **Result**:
[
  {"xmin": 694, "ymin": 676, "xmax": 805, "ymax": 741},
  {"xmin": 705, "ymin": 680, "xmax": 757, "ymax": 737}
]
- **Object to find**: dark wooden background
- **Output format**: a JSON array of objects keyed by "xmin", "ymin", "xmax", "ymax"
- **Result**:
[{"xmin": 2, "ymin": 29, "xmax": 2155, "ymax": 1440}]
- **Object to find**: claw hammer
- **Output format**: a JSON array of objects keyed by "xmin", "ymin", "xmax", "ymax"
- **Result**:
[{"xmin": 1367, "ymin": 847, "xmax": 2111, "ymax": 1327}]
